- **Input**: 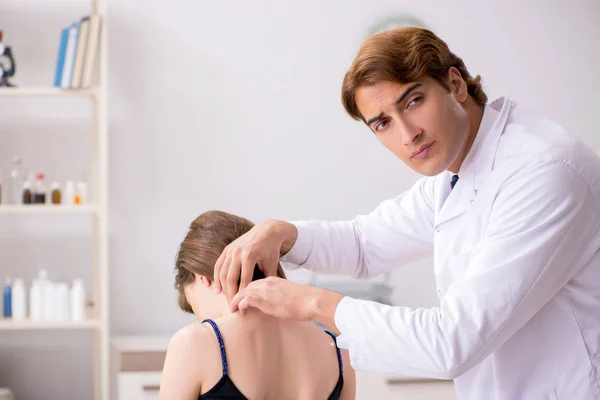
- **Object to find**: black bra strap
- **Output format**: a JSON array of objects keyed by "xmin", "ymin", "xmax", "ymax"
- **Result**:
[{"xmin": 324, "ymin": 330, "xmax": 343, "ymax": 374}]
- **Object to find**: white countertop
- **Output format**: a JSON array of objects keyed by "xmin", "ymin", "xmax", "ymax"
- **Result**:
[{"xmin": 111, "ymin": 335, "xmax": 171, "ymax": 352}]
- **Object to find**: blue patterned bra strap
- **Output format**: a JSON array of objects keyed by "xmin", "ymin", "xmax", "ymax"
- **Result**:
[{"xmin": 202, "ymin": 318, "xmax": 228, "ymax": 376}]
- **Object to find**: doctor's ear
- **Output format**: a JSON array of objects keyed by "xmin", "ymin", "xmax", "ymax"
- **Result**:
[{"xmin": 446, "ymin": 66, "xmax": 468, "ymax": 103}]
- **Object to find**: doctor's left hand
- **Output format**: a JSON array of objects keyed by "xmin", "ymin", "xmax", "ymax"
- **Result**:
[{"xmin": 230, "ymin": 277, "xmax": 317, "ymax": 321}]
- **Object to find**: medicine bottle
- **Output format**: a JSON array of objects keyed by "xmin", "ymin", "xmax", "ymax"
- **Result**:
[
  {"xmin": 34, "ymin": 173, "xmax": 46, "ymax": 204},
  {"xmin": 22, "ymin": 181, "xmax": 32, "ymax": 204},
  {"xmin": 51, "ymin": 182, "xmax": 61, "ymax": 205}
]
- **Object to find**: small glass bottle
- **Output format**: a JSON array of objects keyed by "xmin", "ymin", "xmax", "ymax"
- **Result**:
[
  {"xmin": 51, "ymin": 182, "xmax": 61, "ymax": 205},
  {"xmin": 22, "ymin": 181, "xmax": 33, "ymax": 204},
  {"xmin": 34, "ymin": 173, "xmax": 46, "ymax": 204},
  {"xmin": 10, "ymin": 157, "xmax": 23, "ymax": 205}
]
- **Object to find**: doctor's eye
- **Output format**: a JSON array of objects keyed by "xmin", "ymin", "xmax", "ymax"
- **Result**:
[
  {"xmin": 374, "ymin": 119, "xmax": 390, "ymax": 133},
  {"xmin": 407, "ymin": 96, "xmax": 423, "ymax": 109}
]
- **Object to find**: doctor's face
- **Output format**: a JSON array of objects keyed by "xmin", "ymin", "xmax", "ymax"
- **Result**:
[{"xmin": 354, "ymin": 69, "xmax": 471, "ymax": 176}]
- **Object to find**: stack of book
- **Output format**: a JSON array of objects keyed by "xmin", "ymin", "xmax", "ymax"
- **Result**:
[{"xmin": 53, "ymin": 15, "xmax": 103, "ymax": 90}]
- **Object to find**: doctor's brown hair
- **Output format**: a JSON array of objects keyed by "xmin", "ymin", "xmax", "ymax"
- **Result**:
[
  {"xmin": 341, "ymin": 27, "xmax": 488, "ymax": 122},
  {"xmin": 174, "ymin": 210, "xmax": 286, "ymax": 313}
]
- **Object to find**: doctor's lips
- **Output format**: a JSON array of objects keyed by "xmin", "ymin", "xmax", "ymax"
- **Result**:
[{"xmin": 411, "ymin": 142, "xmax": 434, "ymax": 159}]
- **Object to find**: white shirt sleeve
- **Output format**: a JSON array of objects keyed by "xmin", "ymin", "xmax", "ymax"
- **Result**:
[
  {"xmin": 280, "ymin": 177, "xmax": 436, "ymax": 279},
  {"xmin": 334, "ymin": 160, "xmax": 600, "ymax": 379}
]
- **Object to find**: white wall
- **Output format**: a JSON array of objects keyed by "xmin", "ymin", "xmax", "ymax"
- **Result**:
[{"xmin": 1, "ymin": 0, "xmax": 599, "ymax": 398}]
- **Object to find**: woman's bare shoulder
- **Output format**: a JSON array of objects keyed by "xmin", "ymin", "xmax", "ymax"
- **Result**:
[
  {"xmin": 170, "ymin": 322, "xmax": 219, "ymax": 349},
  {"xmin": 159, "ymin": 323, "xmax": 217, "ymax": 399},
  {"xmin": 166, "ymin": 323, "xmax": 218, "ymax": 368}
]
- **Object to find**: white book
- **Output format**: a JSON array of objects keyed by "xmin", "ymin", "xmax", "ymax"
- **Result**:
[
  {"xmin": 60, "ymin": 23, "xmax": 80, "ymax": 89},
  {"xmin": 70, "ymin": 16, "xmax": 90, "ymax": 89},
  {"xmin": 81, "ymin": 15, "xmax": 102, "ymax": 89}
]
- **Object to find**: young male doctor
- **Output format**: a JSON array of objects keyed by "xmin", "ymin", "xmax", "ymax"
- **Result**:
[{"xmin": 214, "ymin": 27, "xmax": 600, "ymax": 399}]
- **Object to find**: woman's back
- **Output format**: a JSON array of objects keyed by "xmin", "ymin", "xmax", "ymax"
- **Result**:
[
  {"xmin": 161, "ymin": 310, "xmax": 355, "ymax": 400},
  {"xmin": 161, "ymin": 210, "xmax": 355, "ymax": 399}
]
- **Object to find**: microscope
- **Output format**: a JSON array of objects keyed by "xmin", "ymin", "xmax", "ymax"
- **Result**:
[{"xmin": 0, "ymin": 30, "xmax": 17, "ymax": 87}]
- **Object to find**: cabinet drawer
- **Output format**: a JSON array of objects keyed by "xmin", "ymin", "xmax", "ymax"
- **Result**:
[
  {"xmin": 118, "ymin": 371, "xmax": 162, "ymax": 400},
  {"xmin": 356, "ymin": 371, "xmax": 456, "ymax": 400}
]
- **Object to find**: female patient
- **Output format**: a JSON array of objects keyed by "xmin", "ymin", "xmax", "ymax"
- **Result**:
[{"xmin": 159, "ymin": 210, "xmax": 356, "ymax": 400}]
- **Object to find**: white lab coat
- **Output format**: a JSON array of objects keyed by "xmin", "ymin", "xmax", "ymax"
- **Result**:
[{"xmin": 281, "ymin": 97, "xmax": 600, "ymax": 399}]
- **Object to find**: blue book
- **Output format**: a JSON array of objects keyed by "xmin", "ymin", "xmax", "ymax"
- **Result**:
[
  {"xmin": 53, "ymin": 27, "xmax": 70, "ymax": 87},
  {"xmin": 60, "ymin": 22, "xmax": 80, "ymax": 89}
]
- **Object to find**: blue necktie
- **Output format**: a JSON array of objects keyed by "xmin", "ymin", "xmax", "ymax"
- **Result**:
[{"xmin": 450, "ymin": 175, "xmax": 459, "ymax": 190}]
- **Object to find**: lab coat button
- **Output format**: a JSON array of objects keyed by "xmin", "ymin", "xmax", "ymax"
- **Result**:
[
  {"xmin": 437, "ymin": 289, "xmax": 442, "ymax": 299},
  {"xmin": 435, "ymin": 226, "xmax": 440, "ymax": 233}
]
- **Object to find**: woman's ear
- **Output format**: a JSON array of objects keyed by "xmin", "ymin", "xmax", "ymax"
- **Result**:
[{"xmin": 194, "ymin": 273, "xmax": 212, "ymax": 288}]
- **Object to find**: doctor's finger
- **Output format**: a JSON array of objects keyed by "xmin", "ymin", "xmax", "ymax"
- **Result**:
[
  {"xmin": 230, "ymin": 282, "xmax": 261, "ymax": 313},
  {"xmin": 238, "ymin": 295, "xmax": 264, "ymax": 312},
  {"xmin": 218, "ymin": 252, "xmax": 233, "ymax": 297},
  {"xmin": 225, "ymin": 256, "xmax": 243, "ymax": 301},
  {"xmin": 230, "ymin": 287, "xmax": 249, "ymax": 313},
  {"xmin": 239, "ymin": 256, "xmax": 256, "ymax": 295},
  {"xmin": 213, "ymin": 248, "xmax": 228, "ymax": 293}
]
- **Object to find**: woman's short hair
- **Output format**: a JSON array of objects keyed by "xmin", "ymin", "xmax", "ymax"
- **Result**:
[
  {"xmin": 341, "ymin": 27, "xmax": 487, "ymax": 123},
  {"xmin": 174, "ymin": 210, "xmax": 286, "ymax": 313}
]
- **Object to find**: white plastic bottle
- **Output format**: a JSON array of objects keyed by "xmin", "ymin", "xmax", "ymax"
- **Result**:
[
  {"xmin": 29, "ymin": 279, "xmax": 42, "ymax": 321},
  {"xmin": 37, "ymin": 269, "xmax": 54, "ymax": 321},
  {"xmin": 70, "ymin": 279, "xmax": 85, "ymax": 321},
  {"xmin": 43, "ymin": 281, "xmax": 55, "ymax": 320},
  {"xmin": 2, "ymin": 277, "xmax": 11, "ymax": 318},
  {"xmin": 55, "ymin": 283, "xmax": 70, "ymax": 321},
  {"xmin": 75, "ymin": 176, "xmax": 87, "ymax": 205},
  {"xmin": 11, "ymin": 278, "xmax": 26, "ymax": 319},
  {"xmin": 64, "ymin": 180, "xmax": 75, "ymax": 205}
]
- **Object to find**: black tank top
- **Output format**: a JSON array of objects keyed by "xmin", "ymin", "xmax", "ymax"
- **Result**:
[{"xmin": 199, "ymin": 318, "xmax": 344, "ymax": 400}]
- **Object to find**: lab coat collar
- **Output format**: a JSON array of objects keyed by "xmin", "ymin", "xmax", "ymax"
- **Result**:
[
  {"xmin": 472, "ymin": 97, "xmax": 513, "ymax": 190},
  {"xmin": 435, "ymin": 97, "xmax": 513, "ymax": 226}
]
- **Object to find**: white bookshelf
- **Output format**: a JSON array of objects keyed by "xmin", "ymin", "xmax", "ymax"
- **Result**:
[
  {"xmin": 0, "ymin": 1, "xmax": 110, "ymax": 399},
  {"xmin": 0, "ymin": 318, "xmax": 101, "ymax": 330},
  {"xmin": 0, "ymin": 87, "xmax": 98, "ymax": 99},
  {"xmin": 0, "ymin": 204, "xmax": 99, "ymax": 214}
]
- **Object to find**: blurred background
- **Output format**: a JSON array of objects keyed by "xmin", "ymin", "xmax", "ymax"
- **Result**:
[{"xmin": 0, "ymin": 0, "xmax": 599, "ymax": 399}]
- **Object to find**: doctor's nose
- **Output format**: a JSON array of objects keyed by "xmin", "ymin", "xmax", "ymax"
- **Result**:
[{"xmin": 397, "ymin": 120, "xmax": 422, "ymax": 146}]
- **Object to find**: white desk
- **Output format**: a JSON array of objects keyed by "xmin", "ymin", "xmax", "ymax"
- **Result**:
[{"xmin": 111, "ymin": 335, "xmax": 170, "ymax": 400}]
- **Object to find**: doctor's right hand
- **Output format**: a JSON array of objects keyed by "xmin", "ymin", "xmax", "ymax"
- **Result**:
[{"xmin": 213, "ymin": 219, "xmax": 298, "ymax": 303}]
